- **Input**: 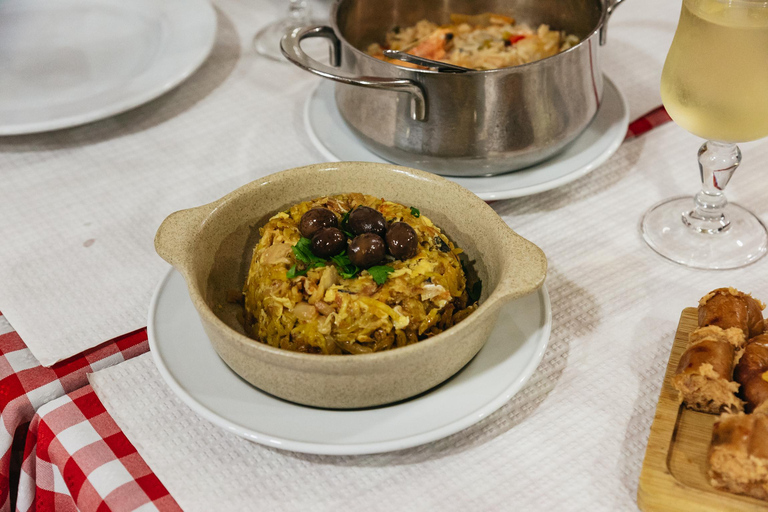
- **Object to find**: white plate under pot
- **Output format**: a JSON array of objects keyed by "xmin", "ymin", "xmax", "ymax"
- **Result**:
[
  {"xmin": 0, "ymin": 0, "xmax": 216, "ymax": 135},
  {"xmin": 148, "ymin": 268, "xmax": 552, "ymax": 455},
  {"xmin": 305, "ymin": 76, "xmax": 629, "ymax": 200}
]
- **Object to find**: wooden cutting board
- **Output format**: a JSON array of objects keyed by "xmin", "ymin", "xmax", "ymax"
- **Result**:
[{"xmin": 638, "ymin": 308, "xmax": 768, "ymax": 511}]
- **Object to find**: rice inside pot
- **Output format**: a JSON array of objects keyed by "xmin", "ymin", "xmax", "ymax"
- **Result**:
[{"xmin": 367, "ymin": 14, "xmax": 580, "ymax": 70}]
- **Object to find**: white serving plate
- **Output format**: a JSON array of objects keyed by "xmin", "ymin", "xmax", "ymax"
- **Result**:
[
  {"xmin": 0, "ymin": 0, "xmax": 216, "ymax": 135},
  {"xmin": 305, "ymin": 76, "xmax": 629, "ymax": 200},
  {"xmin": 149, "ymin": 268, "xmax": 551, "ymax": 455}
]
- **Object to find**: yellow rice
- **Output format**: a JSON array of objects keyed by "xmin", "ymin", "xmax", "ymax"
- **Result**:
[{"xmin": 243, "ymin": 193, "xmax": 477, "ymax": 355}]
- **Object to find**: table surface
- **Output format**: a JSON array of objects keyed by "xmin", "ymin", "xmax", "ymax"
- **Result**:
[{"xmin": 5, "ymin": 0, "xmax": 768, "ymax": 510}]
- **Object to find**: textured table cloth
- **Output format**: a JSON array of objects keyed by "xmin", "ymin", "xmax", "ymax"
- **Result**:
[
  {"xmin": 2, "ymin": 110, "xmax": 667, "ymax": 511},
  {"xmin": 5, "ymin": 0, "xmax": 754, "ymax": 509},
  {"xmin": 0, "ymin": 0, "xmax": 681, "ymax": 367},
  {"xmin": 85, "ymin": 116, "xmax": 768, "ymax": 511}
]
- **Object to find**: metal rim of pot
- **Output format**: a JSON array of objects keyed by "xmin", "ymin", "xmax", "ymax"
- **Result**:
[{"xmin": 280, "ymin": 0, "xmax": 626, "ymax": 122}]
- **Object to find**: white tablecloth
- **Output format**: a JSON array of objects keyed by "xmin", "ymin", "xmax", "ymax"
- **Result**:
[
  {"xmin": 0, "ymin": 0, "xmax": 675, "ymax": 366},
  {"xmin": 90, "ymin": 118, "xmax": 768, "ymax": 510},
  {"xmin": 13, "ymin": 0, "xmax": 768, "ymax": 509}
]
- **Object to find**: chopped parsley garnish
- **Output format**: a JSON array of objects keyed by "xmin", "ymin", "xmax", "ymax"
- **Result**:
[
  {"xmin": 286, "ymin": 264, "xmax": 307, "ymax": 279},
  {"xmin": 410, "ymin": 206, "xmax": 420, "ymax": 218},
  {"xmin": 331, "ymin": 252, "xmax": 359, "ymax": 279},
  {"xmin": 292, "ymin": 237, "xmax": 326, "ymax": 267},
  {"xmin": 368, "ymin": 265, "xmax": 395, "ymax": 285},
  {"xmin": 460, "ymin": 259, "xmax": 482, "ymax": 303},
  {"xmin": 339, "ymin": 211, "xmax": 354, "ymax": 238},
  {"xmin": 287, "ymin": 238, "xmax": 394, "ymax": 284},
  {"xmin": 288, "ymin": 239, "xmax": 361, "ymax": 280},
  {"xmin": 287, "ymin": 237, "xmax": 326, "ymax": 279}
]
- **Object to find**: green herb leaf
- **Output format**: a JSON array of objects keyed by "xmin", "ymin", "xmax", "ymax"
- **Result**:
[
  {"xmin": 368, "ymin": 265, "xmax": 395, "ymax": 285},
  {"xmin": 289, "ymin": 238, "xmax": 328, "ymax": 278},
  {"xmin": 468, "ymin": 280, "xmax": 482, "ymax": 303},
  {"xmin": 292, "ymin": 237, "xmax": 326, "ymax": 267},
  {"xmin": 331, "ymin": 251, "xmax": 359, "ymax": 279},
  {"xmin": 291, "ymin": 238, "xmax": 312, "ymax": 265},
  {"xmin": 410, "ymin": 206, "xmax": 420, "ymax": 218},
  {"xmin": 286, "ymin": 264, "xmax": 307, "ymax": 279},
  {"xmin": 340, "ymin": 211, "xmax": 354, "ymax": 238},
  {"xmin": 331, "ymin": 252, "xmax": 351, "ymax": 266}
]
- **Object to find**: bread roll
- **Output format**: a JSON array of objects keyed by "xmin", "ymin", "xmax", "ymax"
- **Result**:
[
  {"xmin": 709, "ymin": 412, "xmax": 768, "ymax": 500},
  {"xmin": 689, "ymin": 325, "xmax": 746, "ymax": 349},
  {"xmin": 734, "ymin": 334, "xmax": 768, "ymax": 414},
  {"xmin": 674, "ymin": 339, "xmax": 743, "ymax": 414},
  {"xmin": 747, "ymin": 296, "xmax": 767, "ymax": 338},
  {"xmin": 699, "ymin": 288, "xmax": 765, "ymax": 338}
]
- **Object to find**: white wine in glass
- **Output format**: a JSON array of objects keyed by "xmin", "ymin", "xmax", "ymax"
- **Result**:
[{"xmin": 642, "ymin": 0, "xmax": 768, "ymax": 269}]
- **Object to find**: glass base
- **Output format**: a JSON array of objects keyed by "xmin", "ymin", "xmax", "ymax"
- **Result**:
[
  {"xmin": 641, "ymin": 196, "xmax": 768, "ymax": 269},
  {"xmin": 253, "ymin": 18, "xmax": 297, "ymax": 62}
]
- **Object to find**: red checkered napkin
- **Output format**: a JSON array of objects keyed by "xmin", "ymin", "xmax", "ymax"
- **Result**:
[
  {"xmin": 625, "ymin": 106, "xmax": 672, "ymax": 139},
  {"xmin": 0, "ymin": 313, "xmax": 148, "ymax": 511},
  {"xmin": 17, "ymin": 385, "xmax": 180, "ymax": 511}
]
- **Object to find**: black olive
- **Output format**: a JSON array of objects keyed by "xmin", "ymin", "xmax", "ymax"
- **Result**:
[
  {"xmin": 299, "ymin": 208, "xmax": 338, "ymax": 239},
  {"xmin": 311, "ymin": 227, "xmax": 346, "ymax": 258},
  {"xmin": 503, "ymin": 39, "xmax": 512, "ymax": 47},
  {"xmin": 348, "ymin": 206, "xmax": 387, "ymax": 237},
  {"xmin": 348, "ymin": 233, "xmax": 386, "ymax": 268},
  {"xmin": 386, "ymin": 222, "xmax": 418, "ymax": 260},
  {"xmin": 445, "ymin": 32, "xmax": 454, "ymax": 42}
]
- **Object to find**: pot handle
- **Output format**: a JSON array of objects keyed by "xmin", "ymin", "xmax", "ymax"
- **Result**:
[
  {"xmin": 600, "ymin": 0, "xmax": 627, "ymax": 45},
  {"xmin": 280, "ymin": 25, "xmax": 427, "ymax": 122}
]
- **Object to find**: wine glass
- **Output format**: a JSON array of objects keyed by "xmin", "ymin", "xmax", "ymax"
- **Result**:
[
  {"xmin": 641, "ymin": 0, "xmax": 768, "ymax": 269},
  {"xmin": 254, "ymin": 0, "xmax": 310, "ymax": 61}
]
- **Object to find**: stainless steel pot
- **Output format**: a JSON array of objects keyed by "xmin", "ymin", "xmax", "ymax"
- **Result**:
[{"xmin": 282, "ymin": 0, "xmax": 625, "ymax": 177}]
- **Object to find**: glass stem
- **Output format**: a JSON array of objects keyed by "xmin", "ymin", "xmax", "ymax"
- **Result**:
[
  {"xmin": 682, "ymin": 140, "xmax": 741, "ymax": 234},
  {"xmin": 288, "ymin": 0, "xmax": 310, "ymax": 25}
]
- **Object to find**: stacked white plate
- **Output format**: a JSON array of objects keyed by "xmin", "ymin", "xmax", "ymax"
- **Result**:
[{"xmin": 0, "ymin": 0, "xmax": 216, "ymax": 135}]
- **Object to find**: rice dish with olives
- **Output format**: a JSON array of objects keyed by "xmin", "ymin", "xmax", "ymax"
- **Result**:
[
  {"xmin": 366, "ymin": 13, "xmax": 580, "ymax": 70},
  {"xmin": 243, "ymin": 193, "xmax": 478, "ymax": 355}
]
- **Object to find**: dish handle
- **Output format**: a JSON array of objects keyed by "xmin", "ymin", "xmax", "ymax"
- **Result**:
[
  {"xmin": 280, "ymin": 25, "xmax": 427, "ymax": 122},
  {"xmin": 154, "ymin": 202, "xmax": 218, "ymax": 272},
  {"xmin": 495, "ymin": 234, "xmax": 548, "ymax": 302}
]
